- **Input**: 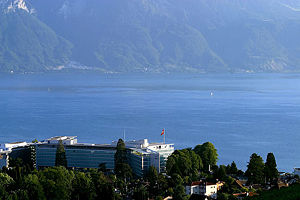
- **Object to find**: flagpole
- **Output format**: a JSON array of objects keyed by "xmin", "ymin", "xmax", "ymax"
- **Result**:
[{"xmin": 164, "ymin": 128, "xmax": 166, "ymax": 144}]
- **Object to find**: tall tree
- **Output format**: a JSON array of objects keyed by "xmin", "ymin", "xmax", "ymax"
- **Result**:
[
  {"xmin": 216, "ymin": 165, "xmax": 226, "ymax": 181},
  {"xmin": 230, "ymin": 161, "xmax": 238, "ymax": 175},
  {"xmin": 115, "ymin": 139, "xmax": 126, "ymax": 164},
  {"xmin": 147, "ymin": 166, "xmax": 159, "ymax": 197},
  {"xmin": 114, "ymin": 139, "xmax": 132, "ymax": 179},
  {"xmin": 245, "ymin": 153, "xmax": 265, "ymax": 185},
  {"xmin": 264, "ymin": 153, "xmax": 278, "ymax": 184},
  {"xmin": 194, "ymin": 142, "xmax": 218, "ymax": 171},
  {"xmin": 55, "ymin": 140, "xmax": 67, "ymax": 168}
]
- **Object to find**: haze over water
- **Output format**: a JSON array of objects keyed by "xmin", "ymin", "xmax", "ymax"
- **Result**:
[{"xmin": 1, "ymin": 72, "xmax": 300, "ymax": 172}]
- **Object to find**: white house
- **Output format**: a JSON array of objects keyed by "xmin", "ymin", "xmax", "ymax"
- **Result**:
[{"xmin": 186, "ymin": 181, "xmax": 222, "ymax": 199}]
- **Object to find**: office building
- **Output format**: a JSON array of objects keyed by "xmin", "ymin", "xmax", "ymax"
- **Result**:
[{"xmin": 1, "ymin": 136, "xmax": 174, "ymax": 177}]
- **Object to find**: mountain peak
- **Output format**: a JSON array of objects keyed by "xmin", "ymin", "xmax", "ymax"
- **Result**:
[{"xmin": 1, "ymin": 0, "xmax": 34, "ymax": 14}]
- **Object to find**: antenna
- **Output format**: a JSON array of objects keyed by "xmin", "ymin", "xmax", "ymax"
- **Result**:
[{"xmin": 123, "ymin": 129, "xmax": 126, "ymax": 141}]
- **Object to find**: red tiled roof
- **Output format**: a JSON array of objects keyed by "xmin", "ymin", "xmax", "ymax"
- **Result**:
[
  {"xmin": 191, "ymin": 181, "xmax": 202, "ymax": 186},
  {"xmin": 233, "ymin": 192, "xmax": 258, "ymax": 197},
  {"xmin": 206, "ymin": 182, "xmax": 216, "ymax": 186},
  {"xmin": 235, "ymin": 180, "xmax": 247, "ymax": 188}
]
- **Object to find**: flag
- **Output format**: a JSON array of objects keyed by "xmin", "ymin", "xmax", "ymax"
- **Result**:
[{"xmin": 161, "ymin": 129, "xmax": 165, "ymax": 136}]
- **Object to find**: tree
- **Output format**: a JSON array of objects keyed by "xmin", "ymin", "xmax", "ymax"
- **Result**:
[
  {"xmin": 8, "ymin": 189, "xmax": 29, "ymax": 200},
  {"xmin": 0, "ymin": 173, "xmax": 14, "ymax": 198},
  {"xmin": 155, "ymin": 196, "xmax": 164, "ymax": 200},
  {"xmin": 230, "ymin": 161, "xmax": 238, "ymax": 175},
  {"xmin": 22, "ymin": 174, "xmax": 46, "ymax": 200},
  {"xmin": 158, "ymin": 173, "xmax": 168, "ymax": 197},
  {"xmin": 245, "ymin": 153, "xmax": 265, "ymax": 185},
  {"xmin": 264, "ymin": 153, "xmax": 278, "ymax": 184},
  {"xmin": 38, "ymin": 166, "xmax": 74, "ymax": 199},
  {"xmin": 194, "ymin": 142, "xmax": 218, "ymax": 171},
  {"xmin": 32, "ymin": 139, "xmax": 39, "ymax": 143},
  {"xmin": 216, "ymin": 165, "xmax": 226, "ymax": 181},
  {"xmin": 133, "ymin": 185, "xmax": 149, "ymax": 200},
  {"xmin": 98, "ymin": 163, "xmax": 107, "ymax": 173},
  {"xmin": 115, "ymin": 139, "xmax": 126, "ymax": 164},
  {"xmin": 170, "ymin": 173, "xmax": 183, "ymax": 189},
  {"xmin": 147, "ymin": 166, "xmax": 159, "ymax": 197},
  {"xmin": 90, "ymin": 169, "xmax": 115, "ymax": 200},
  {"xmin": 173, "ymin": 184, "xmax": 186, "ymax": 200},
  {"xmin": 55, "ymin": 140, "xmax": 67, "ymax": 168},
  {"xmin": 114, "ymin": 139, "xmax": 132, "ymax": 179},
  {"xmin": 72, "ymin": 172, "xmax": 95, "ymax": 200},
  {"xmin": 166, "ymin": 149, "xmax": 202, "ymax": 178}
]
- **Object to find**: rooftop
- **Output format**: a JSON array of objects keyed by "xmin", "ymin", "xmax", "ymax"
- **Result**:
[
  {"xmin": 191, "ymin": 181, "xmax": 202, "ymax": 186},
  {"xmin": 7, "ymin": 141, "xmax": 26, "ymax": 145},
  {"xmin": 189, "ymin": 181, "xmax": 217, "ymax": 186},
  {"xmin": 45, "ymin": 136, "xmax": 77, "ymax": 141}
]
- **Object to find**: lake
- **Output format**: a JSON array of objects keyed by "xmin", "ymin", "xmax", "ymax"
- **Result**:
[{"xmin": 1, "ymin": 72, "xmax": 300, "ymax": 172}]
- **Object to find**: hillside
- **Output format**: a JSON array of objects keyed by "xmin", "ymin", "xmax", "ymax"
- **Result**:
[
  {"xmin": 0, "ymin": 0, "xmax": 72, "ymax": 72},
  {"xmin": 2, "ymin": 0, "xmax": 300, "ymax": 72}
]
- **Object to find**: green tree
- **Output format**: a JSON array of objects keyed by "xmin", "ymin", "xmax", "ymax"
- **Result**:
[
  {"xmin": 32, "ymin": 139, "xmax": 39, "ymax": 143},
  {"xmin": 39, "ymin": 166, "xmax": 74, "ymax": 200},
  {"xmin": 230, "ymin": 161, "xmax": 238, "ymax": 175},
  {"xmin": 72, "ymin": 172, "xmax": 95, "ymax": 200},
  {"xmin": 194, "ymin": 142, "xmax": 218, "ymax": 171},
  {"xmin": 158, "ymin": 173, "xmax": 168, "ymax": 197},
  {"xmin": 169, "ymin": 173, "xmax": 184, "ymax": 189},
  {"xmin": 8, "ymin": 189, "xmax": 29, "ymax": 200},
  {"xmin": 98, "ymin": 163, "xmax": 107, "ymax": 173},
  {"xmin": 245, "ymin": 153, "xmax": 265, "ymax": 185},
  {"xmin": 115, "ymin": 139, "xmax": 126, "ymax": 164},
  {"xmin": 133, "ymin": 185, "xmax": 149, "ymax": 200},
  {"xmin": 90, "ymin": 169, "xmax": 115, "ymax": 200},
  {"xmin": 217, "ymin": 193, "xmax": 229, "ymax": 200},
  {"xmin": 0, "ymin": 173, "xmax": 14, "ymax": 198},
  {"xmin": 22, "ymin": 174, "xmax": 46, "ymax": 200},
  {"xmin": 147, "ymin": 166, "xmax": 159, "ymax": 197},
  {"xmin": 155, "ymin": 196, "xmax": 164, "ymax": 200},
  {"xmin": 173, "ymin": 184, "xmax": 187, "ymax": 200},
  {"xmin": 247, "ymin": 183, "xmax": 300, "ymax": 200},
  {"xmin": 264, "ymin": 153, "xmax": 278, "ymax": 184},
  {"xmin": 55, "ymin": 140, "xmax": 67, "ymax": 168},
  {"xmin": 215, "ymin": 165, "xmax": 227, "ymax": 181},
  {"xmin": 114, "ymin": 139, "xmax": 132, "ymax": 179},
  {"xmin": 166, "ymin": 149, "xmax": 202, "ymax": 178}
]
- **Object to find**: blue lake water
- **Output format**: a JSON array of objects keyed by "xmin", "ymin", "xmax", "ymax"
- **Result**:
[{"xmin": 1, "ymin": 72, "xmax": 300, "ymax": 172}]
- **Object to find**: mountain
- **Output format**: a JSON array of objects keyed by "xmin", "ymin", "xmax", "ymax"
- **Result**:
[
  {"xmin": 0, "ymin": 0, "xmax": 72, "ymax": 72},
  {"xmin": 31, "ymin": 0, "xmax": 228, "ymax": 73},
  {"xmin": 2, "ymin": 0, "xmax": 300, "ymax": 73}
]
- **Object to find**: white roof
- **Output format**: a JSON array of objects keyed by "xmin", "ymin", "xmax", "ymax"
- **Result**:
[{"xmin": 45, "ymin": 136, "xmax": 77, "ymax": 141}]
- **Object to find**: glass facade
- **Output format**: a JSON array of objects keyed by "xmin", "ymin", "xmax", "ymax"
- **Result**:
[
  {"xmin": 10, "ymin": 145, "xmax": 36, "ymax": 168},
  {"xmin": 128, "ymin": 150, "xmax": 151, "ymax": 177},
  {"xmin": 36, "ymin": 144, "xmax": 116, "ymax": 170},
  {"xmin": 8, "ymin": 139, "xmax": 174, "ymax": 177},
  {"xmin": 0, "ymin": 152, "xmax": 9, "ymax": 168}
]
